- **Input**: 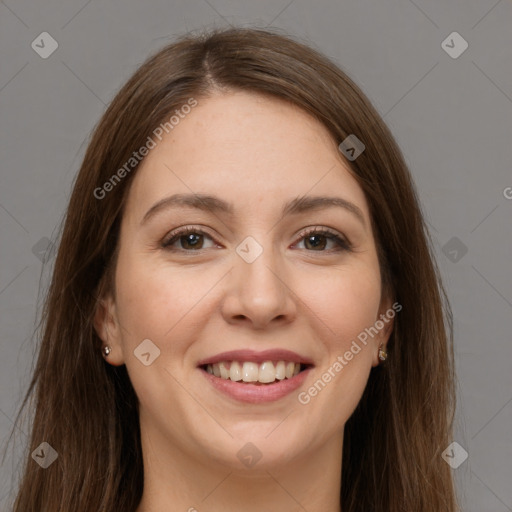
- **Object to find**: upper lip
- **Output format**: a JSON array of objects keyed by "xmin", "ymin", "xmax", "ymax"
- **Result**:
[{"xmin": 197, "ymin": 349, "xmax": 314, "ymax": 367}]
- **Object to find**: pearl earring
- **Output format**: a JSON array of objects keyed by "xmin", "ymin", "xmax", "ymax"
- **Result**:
[{"xmin": 378, "ymin": 344, "xmax": 387, "ymax": 362}]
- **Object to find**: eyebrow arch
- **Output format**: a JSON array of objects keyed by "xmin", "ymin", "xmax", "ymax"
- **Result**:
[
  {"xmin": 141, "ymin": 194, "xmax": 234, "ymax": 225},
  {"xmin": 141, "ymin": 193, "xmax": 366, "ymax": 227},
  {"xmin": 283, "ymin": 195, "xmax": 366, "ymax": 227}
]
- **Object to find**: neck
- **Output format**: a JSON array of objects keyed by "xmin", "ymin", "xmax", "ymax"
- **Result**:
[{"xmin": 135, "ymin": 424, "xmax": 344, "ymax": 512}]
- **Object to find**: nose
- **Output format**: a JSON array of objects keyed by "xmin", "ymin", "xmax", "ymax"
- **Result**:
[{"xmin": 220, "ymin": 241, "xmax": 297, "ymax": 330}]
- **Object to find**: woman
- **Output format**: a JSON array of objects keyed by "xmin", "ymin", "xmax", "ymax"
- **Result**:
[{"xmin": 12, "ymin": 27, "xmax": 458, "ymax": 511}]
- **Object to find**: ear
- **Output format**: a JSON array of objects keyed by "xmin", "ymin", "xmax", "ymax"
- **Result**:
[
  {"xmin": 371, "ymin": 295, "xmax": 397, "ymax": 367},
  {"xmin": 93, "ymin": 293, "xmax": 125, "ymax": 366}
]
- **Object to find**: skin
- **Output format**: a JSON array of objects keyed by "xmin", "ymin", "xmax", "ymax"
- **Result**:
[{"xmin": 95, "ymin": 91, "xmax": 394, "ymax": 512}]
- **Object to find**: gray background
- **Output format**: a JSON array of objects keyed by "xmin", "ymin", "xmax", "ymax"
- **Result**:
[{"xmin": 1, "ymin": 0, "xmax": 511, "ymax": 510}]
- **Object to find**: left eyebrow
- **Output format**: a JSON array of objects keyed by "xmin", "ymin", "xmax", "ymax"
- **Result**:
[
  {"xmin": 282, "ymin": 195, "xmax": 366, "ymax": 228},
  {"xmin": 140, "ymin": 193, "xmax": 366, "ymax": 228}
]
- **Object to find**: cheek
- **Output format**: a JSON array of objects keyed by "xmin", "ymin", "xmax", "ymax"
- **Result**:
[
  {"xmin": 116, "ymin": 270, "xmax": 173, "ymax": 342},
  {"xmin": 112, "ymin": 253, "xmax": 207, "ymax": 403},
  {"xmin": 296, "ymin": 266, "xmax": 381, "ymax": 426},
  {"xmin": 299, "ymin": 259, "xmax": 382, "ymax": 347},
  {"xmin": 113, "ymin": 251, "xmax": 219, "ymax": 348}
]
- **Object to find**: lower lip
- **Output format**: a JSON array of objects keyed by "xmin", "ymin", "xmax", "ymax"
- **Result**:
[{"xmin": 200, "ymin": 367, "xmax": 312, "ymax": 403}]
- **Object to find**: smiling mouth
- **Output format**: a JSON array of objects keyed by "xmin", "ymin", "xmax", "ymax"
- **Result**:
[{"xmin": 200, "ymin": 361, "xmax": 312, "ymax": 385}]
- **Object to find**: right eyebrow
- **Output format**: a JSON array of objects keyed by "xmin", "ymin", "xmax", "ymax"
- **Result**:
[{"xmin": 141, "ymin": 194, "xmax": 234, "ymax": 226}]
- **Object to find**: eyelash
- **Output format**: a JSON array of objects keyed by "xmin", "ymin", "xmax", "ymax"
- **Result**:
[{"xmin": 161, "ymin": 225, "xmax": 352, "ymax": 253}]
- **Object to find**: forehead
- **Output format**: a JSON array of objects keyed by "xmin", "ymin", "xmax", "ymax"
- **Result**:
[{"xmin": 124, "ymin": 91, "xmax": 370, "ymax": 222}]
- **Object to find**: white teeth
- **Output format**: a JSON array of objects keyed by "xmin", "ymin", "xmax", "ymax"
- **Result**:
[
  {"xmin": 205, "ymin": 360, "xmax": 304, "ymax": 383},
  {"xmin": 242, "ymin": 362, "xmax": 259, "ymax": 382},
  {"xmin": 219, "ymin": 362, "xmax": 230, "ymax": 379},
  {"xmin": 275, "ymin": 361, "xmax": 286, "ymax": 380},
  {"xmin": 285, "ymin": 362, "xmax": 295, "ymax": 379},
  {"xmin": 258, "ymin": 361, "xmax": 276, "ymax": 383},
  {"xmin": 229, "ymin": 361, "xmax": 242, "ymax": 381}
]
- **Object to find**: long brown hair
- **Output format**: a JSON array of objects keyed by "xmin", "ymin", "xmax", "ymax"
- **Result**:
[{"xmin": 11, "ymin": 27, "xmax": 458, "ymax": 511}]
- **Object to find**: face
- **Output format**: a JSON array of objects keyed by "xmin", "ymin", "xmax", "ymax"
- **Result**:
[{"xmin": 95, "ymin": 91, "xmax": 393, "ymax": 471}]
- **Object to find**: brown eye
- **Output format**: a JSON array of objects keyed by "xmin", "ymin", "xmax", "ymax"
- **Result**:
[
  {"xmin": 162, "ymin": 227, "xmax": 216, "ymax": 251},
  {"xmin": 177, "ymin": 232, "xmax": 204, "ymax": 250},
  {"xmin": 295, "ymin": 228, "xmax": 351, "ymax": 252},
  {"xmin": 304, "ymin": 233, "xmax": 328, "ymax": 250}
]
